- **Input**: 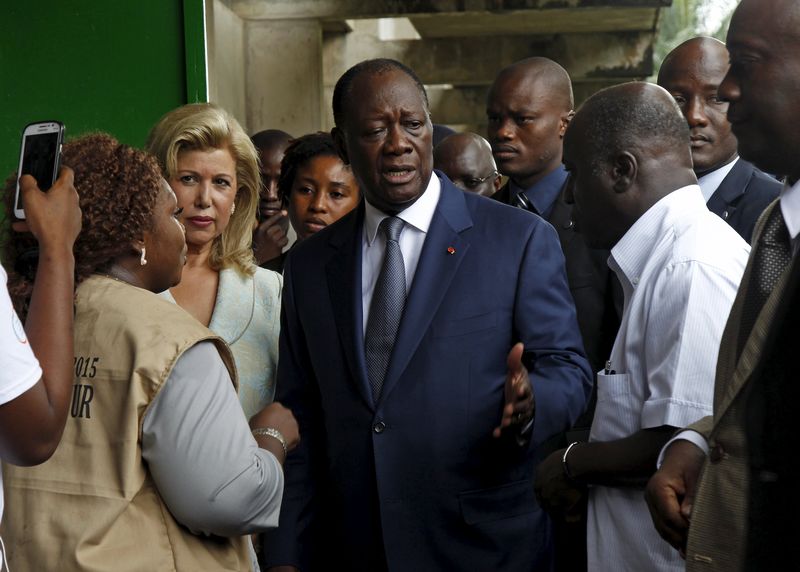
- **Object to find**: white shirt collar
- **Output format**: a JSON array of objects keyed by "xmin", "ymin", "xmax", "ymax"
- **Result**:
[
  {"xmin": 364, "ymin": 173, "xmax": 441, "ymax": 245},
  {"xmin": 611, "ymin": 185, "xmax": 704, "ymax": 287},
  {"xmin": 697, "ymin": 157, "xmax": 739, "ymax": 203},
  {"xmin": 780, "ymin": 178, "xmax": 800, "ymax": 241}
]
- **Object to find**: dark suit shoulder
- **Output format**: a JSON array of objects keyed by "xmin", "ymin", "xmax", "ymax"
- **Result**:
[
  {"xmin": 462, "ymin": 186, "xmax": 558, "ymax": 242},
  {"xmin": 284, "ymin": 203, "xmax": 362, "ymax": 268},
  {"xmin": 745, "ymin": 163, "xmax": 783, "ymax": 198},
  {"xmin": 712, "ymin": 160, "xmax": 781, "ymax": 242}
]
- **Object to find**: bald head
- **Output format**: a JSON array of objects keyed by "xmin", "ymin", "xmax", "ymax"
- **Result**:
[
  {"xmin": 492, "ymin": 57, "xmax": 574, "ymax": 111},
  {"xmin": 659, "ymin": 37, "xmax": 728, "ymax": 82},
  {"xmin": 251, "ymin": 129, "xmax": 294, "ymax": 219},
  {"xmin": 570, "ymin": 82, "xmax": 692, "ymax": 174},
  {"xmin": 434, "ymin": 133, "xmax": 499, "ymax": 196},
  {"xmin": 658, "ymin": 37, "xmax": 738, "ymax": 176},
  {"xmin": 486, "ymin": 57, "xmax": 574, "ymax": 189},
  {"xmin": 251, "ymin": 129, "xmax": 293, "ymax": 151},
  {"xmin": 563, "ymin": 82, "xmax": 695, "ymax": 249}
]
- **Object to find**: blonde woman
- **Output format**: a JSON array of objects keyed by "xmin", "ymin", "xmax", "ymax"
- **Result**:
[{"xmin": 147, "ymin": 103, "xmax": 281, "ymax": 420}]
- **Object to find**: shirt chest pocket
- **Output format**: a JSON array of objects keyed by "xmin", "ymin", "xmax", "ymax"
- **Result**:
[
  {"xmin": 596, "ymin": 371, "xmax": 631, "ymax": 401},
  {"xmin": 591, "ymin": 372, "xmax": 639, "ymax": 440}
]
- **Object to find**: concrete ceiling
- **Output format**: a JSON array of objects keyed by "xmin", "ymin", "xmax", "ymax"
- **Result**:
[{"xmin": 408, "ymin": 7, "xmax": 658, "ymax": 37}]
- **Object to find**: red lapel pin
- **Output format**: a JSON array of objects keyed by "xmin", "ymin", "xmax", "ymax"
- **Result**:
[{"xmin": 447, "ymin": 246, "xmax": 456, "ymax": 255}]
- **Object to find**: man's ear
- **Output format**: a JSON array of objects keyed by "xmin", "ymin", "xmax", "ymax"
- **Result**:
[
  {"xmin": 332, "ymin": 127, "xmax": 349, "ymax": 165},
  {"xmin": 559, "ymin": 110, "xmax": 576, "ymax": 138},
  {"xmin": 611, "ymin": 151, "xmax": 637, "ymax": 193},
  {"xmin": 493, "ymin": 173, "xmax": 503, "ymax": 193}
]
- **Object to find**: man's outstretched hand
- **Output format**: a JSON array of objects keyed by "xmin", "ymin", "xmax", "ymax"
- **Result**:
[{"xmin": 493, "ymin": 343, "xmax": 534, "ymax": 439}]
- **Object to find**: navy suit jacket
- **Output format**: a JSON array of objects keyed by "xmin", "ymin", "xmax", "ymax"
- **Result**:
[
  {"xmin": 706, "ymin": 159, "xmax": 781, "ymax": 243},
  {"xmin": 262, "ymin": 173, "xmax": 591, "ymax": 572},
  {"xmin": 492, "ymin": 181, "xmax": 621, "ymax": 376}
]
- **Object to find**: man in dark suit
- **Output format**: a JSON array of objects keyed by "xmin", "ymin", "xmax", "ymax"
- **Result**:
[
  {"xmin": 645, "ymin": 1, "xmax": 800, "ymax": 569},
  {"xmin": 486, "ymin": 58, "xmax": 620, "ymax": 571},
  {"xmin": 261, "ymin": 58, "xmax": 591, "ymax": 572},
  {"xmin": 657, "ymin": 36, "xmax": 780, "ymax": 244},
  {"xmin": 487, "ymin": 57, "xmax": 620, "ymax": 377}
]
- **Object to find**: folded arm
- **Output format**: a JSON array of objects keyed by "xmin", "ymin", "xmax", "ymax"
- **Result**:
[{"xmin": 142, "ymin": 341, "xmax": 284, "ymax": 537}]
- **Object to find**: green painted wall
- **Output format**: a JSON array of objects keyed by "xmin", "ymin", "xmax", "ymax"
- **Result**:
[{"xmin": 0, "ymin": 0, "xmax": 207, "ymax": 179}]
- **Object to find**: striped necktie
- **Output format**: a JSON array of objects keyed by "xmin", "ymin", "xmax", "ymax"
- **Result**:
[{"xmin": 365, "ymin": 216, "xmax": 406, "ymax": 402}]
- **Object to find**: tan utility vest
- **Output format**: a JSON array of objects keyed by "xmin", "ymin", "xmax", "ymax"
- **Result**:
[{"xmin": 3, "ymin": 275, "xmax": 251, "ymax": 571}]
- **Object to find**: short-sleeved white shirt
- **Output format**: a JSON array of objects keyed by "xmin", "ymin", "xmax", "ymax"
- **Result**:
[
  {"xmin": 586, "ymin": 186, "xmax": 750, "ymax": 572},
  {"xmin": 0, "ymin": 263, "xmax": 42, "ymax": 520}
]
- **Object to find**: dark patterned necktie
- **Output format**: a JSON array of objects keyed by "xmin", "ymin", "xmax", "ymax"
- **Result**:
[
  {"xmin": 738, "ymin": 206, "xmax": 793, "ymax": 357},
  {"xmin": 513, "ymin": 191, "xmax": 538, "ymax": 215},
  {"xmin": 365, "ymin": 216, "xmax": 406, "ymax": 402}
]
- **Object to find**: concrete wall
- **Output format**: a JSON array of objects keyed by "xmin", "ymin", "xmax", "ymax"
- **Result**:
[
  {"xmin": 321, "ymin": 28, "xmax": 655, "ymax": 134},
  {"xmin": 245, "ymin": 19, "xmax": 323, "ymax": 137},
  {"xmin": 208, "ymin": 0, "xmax": 664, "ymax": 137},
  {"xmin": 207, "ymin": 0, "xmax": 247, "ymax": 127}
]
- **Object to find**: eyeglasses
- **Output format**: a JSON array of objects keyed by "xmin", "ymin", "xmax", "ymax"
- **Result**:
[{"xmin": 460, "ymin": 171, "xmax": 499, "ymax": 190}]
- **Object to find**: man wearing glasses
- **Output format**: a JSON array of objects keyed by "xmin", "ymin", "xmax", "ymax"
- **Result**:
[{"xmin": 433, "ymin": 132, "xmax": 501, "ymax": 197}]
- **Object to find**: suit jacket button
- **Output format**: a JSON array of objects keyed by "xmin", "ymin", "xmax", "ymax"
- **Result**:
[
  {"xmin": 564, "ymin": 220, "xmax": 574, "ymax": 229},
  {"xmin": 709, "ymin": 443, "xmax": 725, "ymax": 463},
  {"xmin": 373, "ymin": 421, "xmax": 386, "ymax": 434},
  {"xmin": 723, "ymin": 210, "xmax": 729, "ymax": 219}
]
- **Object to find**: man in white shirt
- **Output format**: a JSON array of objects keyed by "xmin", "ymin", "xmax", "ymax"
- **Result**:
[
  {"xmin": 534, "ymin": 82, "xmax": 750, "ymax": 572},
  {"xmin": 646, "ymin": 1, "xmax": 800, "ymax": 569},
  {"xmin": 657, "ymin": 36, "xmax": 780, "ymax": 243}
]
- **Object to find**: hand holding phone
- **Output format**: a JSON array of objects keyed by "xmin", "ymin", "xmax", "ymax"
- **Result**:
[
  {"xmin": 14, "ymin": 168, "xmax": 82, "ymax": 257},
  {"xmin": 14, "ymin": 121, "xmax": 65, "ymax": 220}
]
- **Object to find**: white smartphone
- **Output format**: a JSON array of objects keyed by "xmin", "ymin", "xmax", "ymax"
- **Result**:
[{"xmin": 14, "ymin": 121, "xmax": 65, "ymax": 219}]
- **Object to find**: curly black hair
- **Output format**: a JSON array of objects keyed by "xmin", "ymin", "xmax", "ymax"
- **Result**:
[
  {"xmin": 277, "ymin": 132, "xmax": 342, "ymax": 207},
  {"xmin": 3, "ymin": 132, "xmax": 162, "ymax": 316}
]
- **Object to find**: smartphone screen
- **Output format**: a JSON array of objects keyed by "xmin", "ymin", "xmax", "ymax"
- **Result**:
[{"xmin": 15, "ymin": 131, "xmax": 61, "ymax": 212}]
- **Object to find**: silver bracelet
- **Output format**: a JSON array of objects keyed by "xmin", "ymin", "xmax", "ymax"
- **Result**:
[
  {"xmin": 562, "ymin": 441, "xmax": 581, "ymax": 481},
  {"xmin": 252, "ymin": 427, "xmax": 288, "ymax": 458}
]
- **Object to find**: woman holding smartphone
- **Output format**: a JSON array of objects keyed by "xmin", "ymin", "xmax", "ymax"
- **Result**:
[{"xmin": 2, "ymin": 133, "xmax": 297, "ymax": 572}]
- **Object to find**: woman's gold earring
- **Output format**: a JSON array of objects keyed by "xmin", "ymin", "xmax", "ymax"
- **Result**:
[{"xmin": 231, "ymin": 203, "xmax": 236, "ymax": 215}]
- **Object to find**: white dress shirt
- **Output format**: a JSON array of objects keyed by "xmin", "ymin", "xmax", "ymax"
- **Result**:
[
  {"xmin": 697, "ymin": 157, "xmax": 739, "ymax": 203},
  {"xmin": 587, "ymin": 185, "xmax": 750, "ymax": 572},
  {"xmin": 361, "ymin": 174, "xmax": 441, "ymax": 334},
  {"xmin": 659, "ymin": 178, "xmax": 799, "ymax": 463}
]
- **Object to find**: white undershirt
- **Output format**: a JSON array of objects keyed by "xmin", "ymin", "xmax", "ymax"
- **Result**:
[
  {"xmin": 659, "ymin": 177, "xmax": 800, "ymax": 464},
  {"xmin": 361, "ymin": 174, "xmax": 441, "ymax": 335}
]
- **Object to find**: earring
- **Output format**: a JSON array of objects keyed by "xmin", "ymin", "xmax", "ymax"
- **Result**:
[
  {"xmin": 140, "ymin": 247, "xmax": 148, "ymax": 266},
  {"xmin": 230, "ymin": 203, "xmax": 236, "ymax": 215}
]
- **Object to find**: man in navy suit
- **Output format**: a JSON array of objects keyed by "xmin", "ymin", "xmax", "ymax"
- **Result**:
[
  {"xmin": 261, "ymin": 59, "xmax": 591, "ymax": 572},
  {"xmin": 657, "ymin": 36, "xmax": 780, "ymax": 243},
  {"xmin": 487, "ymin": 57, "xmax": 620, "ymax": 377}
]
